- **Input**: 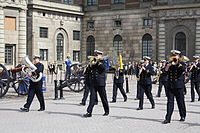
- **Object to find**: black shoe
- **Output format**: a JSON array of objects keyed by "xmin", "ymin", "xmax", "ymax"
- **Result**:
[
  {"xmin": 136, "ymin": 107, "xmax": 143, "ymax": 110},
  {"xmin": 103, "ymin": 112, "xmax": 109, "ymax": 116},
  {"xmin": 191, "ymin": 100, "xmax": 195, "ymax": 102},
  {"xmin": 134, "ymin": 98, "xmax": 139, "ymax": 100},
  {"xmin": 38, "ymin": 108, "xmax": 45, "ymax": 111},
  {"xmin": 83, "ymin": 113, "xmax": 92, "ymax": 118},
  {"xmin": 80, "ymin": 102, "xmax": 86, "ymax": 106},
  {"xmin": 152, "ymin": 104, "xmax": 155, "ymax": 109},
  {"xmin": 163, "ymin": 120, "xmax": 170, "ymax": 124},
  {"xmin": 20, "ymin": 107, "xmax": 29, "ymax": 112},
  {"xmin": 124, "ymin": 97, "xmax": 127, "ymax": 102},
  {"xmin": 198, "ymin": 98, "xmax": 200, "ymax": 101},
  {"xmin": 180, "ymin": 117, "xmax": 185, "ymax": 122},
  {"xmin": 110, "ymin": 100, "xmax": 116, "ymax": 103}
]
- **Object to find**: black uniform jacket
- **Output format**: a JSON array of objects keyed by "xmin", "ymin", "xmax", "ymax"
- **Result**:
[
  {"xmin": 167, "ymin": 62, "xmax": 186, "ymax": 89},
  {"xmin": 90, "ymin": 60, "xmax": 106, "ymax": 87},
  {"xmin": 190, "ymin": 62, "xmax": 200, "ymax": 82}
]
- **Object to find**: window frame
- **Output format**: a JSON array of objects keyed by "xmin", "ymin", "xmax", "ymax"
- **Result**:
[
  {"xmin": 40, "ymin": 49, "xmax": 48, "ymax": 61},
  {"xmin": 5, "ymin": 45, "xmax": 14, "ymax": 65},
  {"xmin": 73, "ymin": 51, "xmax": 80, "ymax": 62},
  {"xmin": 114, "ymin": 0, "xmax": 124, "ymax": 4},
  {"xmin": 39, "ymin": 27, "xmax": 48, "ymax": 38},
  {"xmin": 73, "ymin": 30, "xmax": 80, "ymax": 40},
  {"xmin": 87, "ymin": 0, "xmax": 97, "ymax": 6},
  {"xmin": 143, "ymin": 18, "xmax": 153, "ymax": 27},
  {"xmin": 57, "ymin": 33, "xmax": 64, "ymax": 61}
]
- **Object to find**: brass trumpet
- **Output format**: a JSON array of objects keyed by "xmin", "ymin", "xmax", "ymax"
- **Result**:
[
  {"xmin": 168, "ymin": 55, "xmax": 189, "ymax": 65},
  {"xmin": 169, "ymin": 56, "xmax": 179, "ymax": 65}
]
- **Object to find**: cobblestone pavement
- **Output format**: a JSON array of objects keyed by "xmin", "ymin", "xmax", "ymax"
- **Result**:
[{"xmin": 0, "ymin": 74, "xmax": 200, "ymax": 133}]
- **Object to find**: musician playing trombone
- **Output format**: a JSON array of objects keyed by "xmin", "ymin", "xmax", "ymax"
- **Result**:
[
  {"xmin": 163, "ymin": 50, "xmax": 186, "ymax": 124},
  {"xmin": 20, "ymin": 55, "xmax": 45, "ymax": 112}
]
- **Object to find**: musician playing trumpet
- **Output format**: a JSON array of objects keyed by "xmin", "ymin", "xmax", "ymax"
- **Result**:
[
  {"xmin": 189, "ymin": 55, "xmax": 200, "ymax": 102},
  {"xmin": 163, "ymin": 50, "xmax": 186, "ymax": 124},
  {"xmin": 20, "ymin": 55, "xmax": 45, "ymax": 112},
  {"xmin": 83, "ymin": 50, "xmax": 109, "ymax": 117},
  {"xmin": 137, "ymin": 56, "xmax": 155, "ymax": 110}
]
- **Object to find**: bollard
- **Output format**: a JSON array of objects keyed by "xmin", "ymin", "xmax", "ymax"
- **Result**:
[
  {"xmin": 54, "ymin": 80, "xmax": 58, "ymax": 100},
  {"xmin": 126, "ymin": 77, "xmax": 129, "ymax": 93},
  {"xmin": 59, "ymin": 80, "xmax": 64, "ymax": 99}
]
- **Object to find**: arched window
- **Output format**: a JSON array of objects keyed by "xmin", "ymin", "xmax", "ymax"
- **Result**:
[
  {"xmin": 175, "ymin": 32, "xmax": 186, "ymax": 55},
  {"xmin": 57, "ymin": 33, "xmax": 64, "ymax": 61},
  {"xmin": 142, "ymin": 34, "xmax": 152, "ymax": 57},
  {"xmin": 87, "ymin": 36, "xmax": 95, "ymax": 57},
  {"xmin": 113, "ymin": 35, "xmax": 123, "ymax": 56}
]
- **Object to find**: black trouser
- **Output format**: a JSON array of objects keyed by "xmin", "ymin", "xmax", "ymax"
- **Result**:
[
  {"xmin": 191, "ymin": 81, "xmax": 200, "ymax": 101},
  {"xmin": 165, "ymin": 88, "xmax": 186, "ymax": 121},
  {"xmin": 24, "ymin": 83, "xmax": 45, "ymax": 109},
  {"xmin": 139, "ymin": 84, "xmax": 155, "ymax": 109},
  {"xmin": 157, "ymin": 80, "xmax": 167, "ymax": 97},
  {"xmin": 81, "ymin": 84, "xmax": 98, "ymax": 104},
  {"xmin": 136, "ymin": 81, "xmax": 140, "ymax": 99},
  {"xmin": 112, "ymin": 82, "xmax": 127, "ymax": 102},
  {"xmin": 87, "ymin": 86, "xmax": 109, "ymax": 114}
]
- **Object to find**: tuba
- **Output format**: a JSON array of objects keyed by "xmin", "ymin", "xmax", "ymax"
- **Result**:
[{"xmin": 21, "ymin": 56, "xmax": 43, "ymax": 82}]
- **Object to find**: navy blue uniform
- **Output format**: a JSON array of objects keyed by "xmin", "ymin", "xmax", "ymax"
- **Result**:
[
  {"xmin": 157, "ymin": 66, "xmax": 168, "ymax": 97},
  {"xmin": 86, "ymin": 60, "xmax": 109, "ymax": 114},
  {"xmin": 135, "ymin": 64, "xmax": 141, "ymax": 99},
  {"xmin": 165, "ymin": 62, "xmax": 186, "ymax": 122},
  {"xmin": 81, "ymin": 66, "xmax": 98, "ymax": 105},
  {"xmin": 112, "ymin": 69, "xmax": 127, "ymax": 102},
  {"xmin": 24, "ymin": 62, "xmax": 45, "ymax": 110},
  {"xmin": 190, "ymin": 63, "xmax": 200, "ymax": 102},
  {"xmin": 138, "ymin": 64, "xmax": 155, "ymax": 109}
]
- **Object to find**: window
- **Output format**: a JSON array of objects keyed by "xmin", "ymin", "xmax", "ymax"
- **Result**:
[
  {"xmin": 73, "ymin": 51, "xmax": 80, "ymax": 62},
  {"xmin": 73, "ymin": 31, "xmax": 80, "ymax": 40},
  {"xmin": 40, "ymin": 27, "xmax": 48, "ymax": 38},
  {"xmin": 143, "ymin": 0, "xmax": 153, "ymax": 2},
  {"xmin": 142, "ymin": 34, "xmax": 152, "ymax": 58},
  {"xmin": 87, "ymin": 36, "xmax": 95, "ymax": 57},
  {"xmin": 5, "ymin": 17, "xmax": 16, "ymax": 30},
  {"xmin": 175, "ymin": 32, "xmax": 186, "ymax": 55},
  {"xmin": 113, "ymin": 35, "xmax": 123, "ymax": 56},
  {"xmin": 87, "ymin": 0, "xmax": 96, "ymax": 6},
  {"xmin": 114, "ymin": 0, "xmax": 124, "ymax": 4},
  {"xmin": 57, "ymin": 33, "xmax": 64, "ymax": 61},
  {"xmin": 63, "ymin": 0, "xmax": 73, "ymax": 4},
  {"xmin": 40, "ymin": 49, "xmax": 48, "ymax": 61},
  {"xmin": 87, "ymin": 21, "xmax": 94, "ymax": 30},
  {"xmin": 5, "ymin": 45, "xmax": 14, "ymax": 65},
  {"xmin": 114, "ymin": 20, "xmax": 122, "ymax": 27},
  {"xmin": 143, "ymin": 18, "xmax": 152, "ymax": 26}
]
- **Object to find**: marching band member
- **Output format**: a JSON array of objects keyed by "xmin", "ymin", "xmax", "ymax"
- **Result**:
[
  {"xmin": 137, "ymin": 56, "xmax": 155, "ymax": 110},
  {"xmin": 83, "ymin": 50, "xmax": 109, "ymax": 117},
  {"xmin": 189, "ymin": 55, "xmax": 200, "ymax": 102},
  {"xmin": 80, "ymin": 59, "xmax": 98, "ymax": 106},
  {"xmin": 156, "ymin": 60, "xmax": 168, "ymax": 97},
  {"xmin": 20, "ymin": 55, "xmax": 45, "ymax": 112},
  {"xmin": 163, "ymin": 50, "xmax": 186, "ymax": 124},
  {"xmin": 111, "ymin": 58, "xmax": 127, "ymax": 103}
]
